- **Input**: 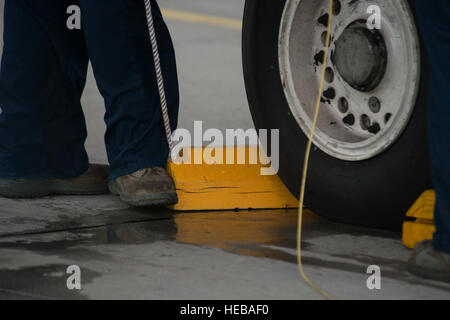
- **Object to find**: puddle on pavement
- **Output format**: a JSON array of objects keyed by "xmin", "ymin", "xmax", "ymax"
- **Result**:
[
  {"xmin": 0, "ymin": 208, "xmax": 399, "ymax": 266},
  {"xmin": 174, "ymin": 209, "xmax": 303, "ymax": 262},
  {"xmin": 2, "ymin": 208, "xmax": 449, "ymax": 292},
  {"xmin": 0, "ymin": 209, "xmax": 319, "ymax": 263}
]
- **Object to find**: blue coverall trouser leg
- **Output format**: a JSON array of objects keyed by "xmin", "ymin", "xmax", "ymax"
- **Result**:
[
  {"xmin": 0, "ymin": 0, "xmax": 179, "ymax": 180},
  {"xmin": 416, "ymin": 0, "xmax": 450, "ymax": 253}
]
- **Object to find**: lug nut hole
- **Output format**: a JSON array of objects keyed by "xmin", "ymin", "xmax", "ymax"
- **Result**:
[
  {"xmin": 318, "ymin": 13, "xmax": 330, "ymax": 28},
  {"xmin": 360, "ymin": 114, "xmax": 371, "ymax": 131},
  {"xmin": 368, "ymin": 122, "xmax": 381, "ymax": 134},
  {"xmin": 338, "ymin": 97, "xmax": 348, "ymax": 113},
  {"xmin": 368, "ymin": 97, "xmax": 381, "ymax": 113},
  {"xmin": 333, "ymin": 0, "xmax": 341, "ymax": 16},
  {"xmin": 321, "ymin": 31, "xmax": 331, "ymax": 47},
  {"xmin": 314, "ymin": 50, "xmax": 325, "ymax": 66},
  {"xmin": 323, "ymin": 87, "xmax": 336, "ymax": 100},
  {"xmin": 385, "ymin": 113, "xmax": 392, "ymax": 124},
  {"xmin": 325, "ymin": 67, "xmax": 334, "ymax": 83},
  {"xmin": 343, "ymin": 113, "xmax": 355, "ymax": 126}
]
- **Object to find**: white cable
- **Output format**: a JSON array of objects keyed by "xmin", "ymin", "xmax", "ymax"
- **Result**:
[{"xmin": 144, "ymin": 0, "xmax": 174, "ymax": 152}]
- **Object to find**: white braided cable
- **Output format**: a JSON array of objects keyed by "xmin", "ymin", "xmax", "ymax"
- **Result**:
[{"xmin": 144, "ymin": 0, "xmax": 174, "ymax": 151}]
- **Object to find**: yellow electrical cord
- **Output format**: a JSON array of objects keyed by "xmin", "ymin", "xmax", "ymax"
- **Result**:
[{"xmin": 297, "ymin": 0, "xmax": 335, "ymax": 300}]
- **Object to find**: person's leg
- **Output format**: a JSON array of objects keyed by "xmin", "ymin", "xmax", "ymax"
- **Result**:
[
  {"xmin": 0, "ymin": 0, "xmax": 89, "ymax": 179},
  {"xmin": 79, "ymin": 0, "xmax": 179, "ymax": 206},
  {"xmin": 0, "ymin": 0, "xmax": 108, "ymax": 196},
  {"xmin": 79, "ymin": 0, "xmax": 179, "ymax": 180},
  {"xmin": 415, "ymin": 0, "xmax": 450, "ymax": 254},
  {"xmin": 408, "ymin": 0, "xmax": 450, "ymax": 283}
]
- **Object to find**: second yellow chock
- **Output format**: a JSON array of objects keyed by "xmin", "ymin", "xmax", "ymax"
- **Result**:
[
  {"xmin": 402, "ymin": 190, "xmax": 436, "ymax": 249},
  {"xmin": 167, "ymin": 146, "xmax": 299, "ymax": 211}
]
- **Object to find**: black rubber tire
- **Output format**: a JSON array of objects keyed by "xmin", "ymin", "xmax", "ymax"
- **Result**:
[{"xmin": 242, "ymin": 0, "xmax": 432, "ymax": 230}]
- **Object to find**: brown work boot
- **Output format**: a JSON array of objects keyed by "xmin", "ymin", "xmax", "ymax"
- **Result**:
[
  {"xmin": 0, "ymin": 164, "xmax": 109, "ymax": 198},
  {"xmin": 408, "ymin": 240, "xmax": 450, "ymax": 283},
  {"xmin": 108, "ymin": 167, "xmax": 178, "ymax": 207}
]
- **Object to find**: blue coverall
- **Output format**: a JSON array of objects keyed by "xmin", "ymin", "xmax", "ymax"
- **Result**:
[
  {"xmin": 416, "ymin": 0, "xmax": 450, "ymax": 253},
  {"xmin": 0, "ymin": 0, "xmax": 179, "ymax": 180}
]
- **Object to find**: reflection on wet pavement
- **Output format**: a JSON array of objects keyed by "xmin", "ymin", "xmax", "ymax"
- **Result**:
[
  {"xmin": 0, "ymin": 207, "xmax": 341, "ymax": 264},
  {"xmin": 0, "ymin": 200, "xmax": 449, "ymax": 299},
  {"xmin": 1, "ymin": 208, "xmax": 303, "ymax": 261},
  {"xmin": 175, "ymin": 210, "xmax": 299, "ymax": 258},
  {"xmin": 0, "ymin": 207, "xmax": 418, "ymax": 274}
]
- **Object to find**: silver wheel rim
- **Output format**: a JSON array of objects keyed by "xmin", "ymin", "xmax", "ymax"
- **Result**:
[{"xmin": 279, "ymin": 0, "xmax": 421, "ymax": 161}]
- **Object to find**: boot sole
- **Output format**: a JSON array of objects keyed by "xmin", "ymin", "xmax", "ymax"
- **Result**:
[
  {"xmin": 108, "ymin": 180, "xmax": 178, "ymax": 207},
  {"xmin": 0, "ymin": 179, "xmax": 109, "ymax": 198}
]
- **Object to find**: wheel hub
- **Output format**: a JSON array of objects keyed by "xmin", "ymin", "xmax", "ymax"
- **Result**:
[
  {"xmin": 278, "ymin": 0, "xmax": 421, "ymax": 161},
  {"xmin": 333, "ymin": 21, "xmax": 388, "ymax": 92}
]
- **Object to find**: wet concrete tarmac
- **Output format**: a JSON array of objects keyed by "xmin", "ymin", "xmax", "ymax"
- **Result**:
[{"xmin": 0, "ymin": 194, "xmax": 449, "ymax": 299}]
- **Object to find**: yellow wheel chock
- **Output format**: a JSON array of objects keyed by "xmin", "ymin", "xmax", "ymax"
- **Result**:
[
  {"xmin": 166, "ymin": 146, "xmax": 299, "ymax": 211},
  {"xmin": 402, "ymin": 190, "xmax": 436, "ymax": 249}
]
